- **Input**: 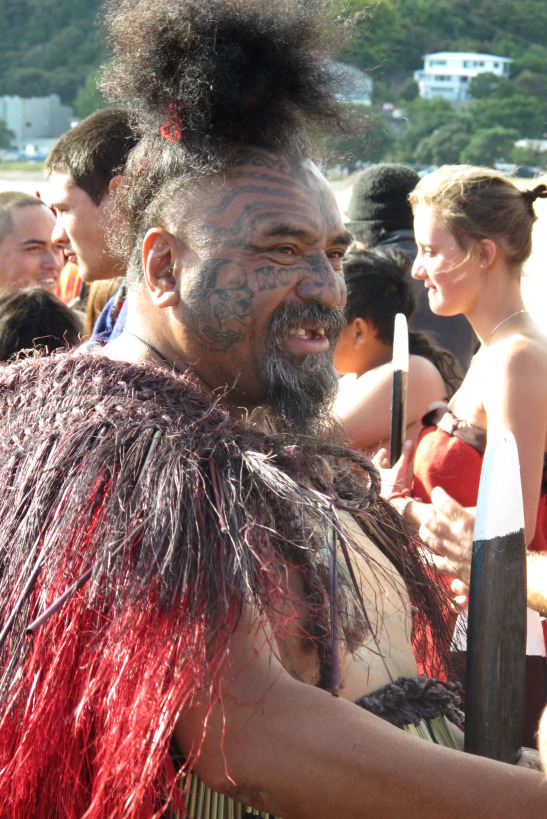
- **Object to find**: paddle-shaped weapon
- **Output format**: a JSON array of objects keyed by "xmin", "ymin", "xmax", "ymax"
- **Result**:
[
  {"xmin": 389, "ymin": 313, "xmax": 409, "ymax": 467},
  {"xmin": 464, "ymin": 431, "xmax": 527, "ymax": 762}
]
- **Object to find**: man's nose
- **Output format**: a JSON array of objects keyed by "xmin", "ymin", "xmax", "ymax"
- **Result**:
[
  {"xmin": 295, "ymin": 256, "xmax": 345, "ymax": 309},
  {"xmin": 51, "ymin": 219, "xmax": 68, "ymax": 246},
  {"xmin": 43, "ymin": 247, "xmax": 63, "ymax": 272}
]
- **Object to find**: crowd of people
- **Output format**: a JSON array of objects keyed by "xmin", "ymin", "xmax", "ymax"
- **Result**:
[{"xmin": 0, "ymin": 0, "xmax": 546, "ymax": 817}]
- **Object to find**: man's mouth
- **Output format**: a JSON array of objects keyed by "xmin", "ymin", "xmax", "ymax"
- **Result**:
[
  {"xmin": 288, "ymin": 326, "xmax": 326, "ymax": 339},
  {"xmin": 283, "ymin": 323, "xmax": 330, "ymax": 354},
  {"xmin": 36, "ymin": 274, "xmax": 60, "ymax": 291},
  {"xmin": 268, "ymin": 303, "xmax": 345, "ymax": 359}
]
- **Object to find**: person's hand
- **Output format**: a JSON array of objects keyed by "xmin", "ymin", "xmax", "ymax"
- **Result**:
[
  {"xmin": 373, "ymin": 439, "xmax": 414, "ymax": 499},
  {"xmin": 417, "ymin": 487, "xmax": 475, "ymax": 585},
  {"xmin": 450, "ymin": 577, "xmax": 469, "ymax": 609}
]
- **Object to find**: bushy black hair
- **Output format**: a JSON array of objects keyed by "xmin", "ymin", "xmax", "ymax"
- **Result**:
[
  {"xmin": 343, "ymin": 246, "xmax": 415, "ymax": 344},
  {"xmin": 343, "ymin": 247, "xmax": 463, "ymax": 398},
  {"xmin": 99, "ymin": 0, "xmax": 349, "ymax": 273},
  {"xmin": 0, "ymin": 287, "xmax": 82, "ymax": 360},
  {"xmin": 102, "ymin": 0, "xmax": 342, "ymax": 164}
]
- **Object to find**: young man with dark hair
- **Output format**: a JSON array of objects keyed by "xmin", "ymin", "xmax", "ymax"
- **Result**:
[
  {"xmin": 45, "ymin": 107, "xmax": 138, "ymax": 339},
  {"xmin": 0, "ymin": 191, "xmax": 63, "ymax": 292}
]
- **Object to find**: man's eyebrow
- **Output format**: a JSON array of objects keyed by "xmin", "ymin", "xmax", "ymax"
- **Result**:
[
  {"xmin": 259, "ymin": 224, "xmax": 353, "ymax": 247},
  {"xmin": 332, "ymin": 230, "xmax": 353, "ymax": 247},
  {"xmin": 19, "ymin": 239, "xmax": 49, "ymax": 247},
  {"xmin": 260, "ymin": 223, "xmax": 317, "ymax": 242}
]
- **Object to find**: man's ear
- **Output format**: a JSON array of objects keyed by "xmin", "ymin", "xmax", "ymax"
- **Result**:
[
  {"xmin": 352, "ymin": 317, "xmax": 369, "ymax": 348},
  {"xmin": 142, "ymin": 228, "xmax": 179, "ymax": 308},
  {"xmin": 107, "ymin": 174, "xmax": 123, "ymax": 196}
]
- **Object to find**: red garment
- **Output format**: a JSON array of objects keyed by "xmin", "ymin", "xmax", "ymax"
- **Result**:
[
  {"xmin": 411, "ymin": 406, "xmax": 547, "ymax": 553},
  {"xmin": 56, "ymin": 262, "xmax": 82, "ymax": 304}
]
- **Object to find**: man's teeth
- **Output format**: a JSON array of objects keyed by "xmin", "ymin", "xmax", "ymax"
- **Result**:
[{"xmin": 288, "ymin": 327, "xmax": 325, "ymax": 337}]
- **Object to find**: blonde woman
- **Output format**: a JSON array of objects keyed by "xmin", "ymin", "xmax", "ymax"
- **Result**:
[{"xmin": 390, "ymin": 165, "xmax": 547, "ymax": 746}]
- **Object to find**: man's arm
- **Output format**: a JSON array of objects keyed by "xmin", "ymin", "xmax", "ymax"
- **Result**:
[
  {"xmin": 174, "ymin": 608, "xmax": 547, "ymax": 819},
  {"xmin": 335, "ymin": 356, "xmax": 445, "ymax": 453}
]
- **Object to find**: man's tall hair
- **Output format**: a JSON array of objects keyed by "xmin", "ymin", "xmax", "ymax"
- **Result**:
[{"xmin": 100, "ymin": 0, "xmax": 346, "ymax": 272}]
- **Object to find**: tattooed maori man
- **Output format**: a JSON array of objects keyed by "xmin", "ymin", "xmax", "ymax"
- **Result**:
[{"xmin": 0, "ymin": 1, "xmax": 546, "ymax": 818}]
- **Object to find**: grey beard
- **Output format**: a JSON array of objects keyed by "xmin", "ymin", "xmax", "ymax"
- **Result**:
[{"xmin": 261, "ymin": 304, "xmax": 345, "ymax": 434}]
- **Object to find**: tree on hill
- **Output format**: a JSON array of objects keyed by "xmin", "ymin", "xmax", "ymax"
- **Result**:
[
  {"xmin": 0, "ymin": 0, "xmax": 105, "ymax": 104},
  {"xmin": 470, "ymin": 94, "xmax": 544, "ymax": 138},
  {"xmin": 392, "ymin": 97, "xmax": 470, "ymax": 162},
  {"xmin": 460, "ymin": 126, "xmax": 519, "ymax": 165},
  {"xmin": 73, "ymin": 70, "xmax": 107, "ymax": 120},
  {"xmin": 414, "ymin": 123, "xmax": 472, "ymax": 165},
  {"xmin": 469, "ymin": 72, "xmax": 509, "ymax": 99},
  {"xmin": 0, "ymin": 118, "xmax": 14, "ymax": 149},
  {"xmin": 332, "ymin": 0, "xmax": 405, "ymax": 78},
  {"xmin": 326, "ymin": 105, "xmax": 395, "ymax": 166}
]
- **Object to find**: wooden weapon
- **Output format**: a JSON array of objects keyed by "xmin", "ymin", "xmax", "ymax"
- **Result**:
[
  {"xmin": 389, "ymin": 313, "xmax": 409, "ymax": 467},
  {"xmin": 464, "ymin": 431, "xmax": 527, "ymax": 762}
]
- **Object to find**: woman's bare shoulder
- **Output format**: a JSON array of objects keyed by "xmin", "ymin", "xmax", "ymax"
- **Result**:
[{"xmin": 488, "ymin": 331, "xmax": 547, "ymax": 380}]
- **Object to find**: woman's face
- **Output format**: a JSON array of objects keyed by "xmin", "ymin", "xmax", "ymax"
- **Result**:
[{"xmin": 412, "ymin": 205, "xmax": 478, "ymax": 317}]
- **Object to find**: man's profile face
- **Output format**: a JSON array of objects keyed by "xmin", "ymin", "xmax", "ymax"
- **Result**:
[
  {"xmin": 48, "ymin": 171, "xmax": 116, "ymax": 283},
  {"xmin": 170, "ymin": 152, "xmax": 351, "ymax": 430},
  {"xmin": 0, "ymin": 204, "xmax": 63, "ymax": 293}
]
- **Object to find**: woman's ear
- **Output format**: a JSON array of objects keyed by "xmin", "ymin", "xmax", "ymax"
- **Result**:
[
  {"xmin": 477, "ymin": 238, "xmax": 497, "ymax": 270},
  {"xmin": 142, "ymin": 228, "xmax": 179, "ymax": 308}
]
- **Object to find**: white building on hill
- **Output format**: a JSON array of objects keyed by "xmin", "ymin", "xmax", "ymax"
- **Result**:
[{"xmin": 414, "ymin": 52, "xmax": 512, "ymax": 102}]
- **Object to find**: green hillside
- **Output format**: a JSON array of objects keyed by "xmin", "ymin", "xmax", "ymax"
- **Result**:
[
  {"xmin": 0, "ymin": 0, "xmax": 105, "ymax": 111},
  {"xmin": 0, "ymin": 0, "xmax": 546, "ymax": 165},
  {"xmin": 335, "ymin": 0, "xmax": 547, "ymax": 87}
]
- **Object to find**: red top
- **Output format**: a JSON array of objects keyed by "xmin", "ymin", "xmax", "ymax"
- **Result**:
[{"xmin": 411, "ymin": 405, "xmax": 547, "ymax": 553}]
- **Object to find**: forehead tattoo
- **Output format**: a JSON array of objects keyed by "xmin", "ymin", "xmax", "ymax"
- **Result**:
[
  {"xmin": 181, "ymin": 151, "xmax": 348, "ymax": 353},
  {"xmin": 208, "ymin": 151, "xmax": 340, "ymax": 245}
]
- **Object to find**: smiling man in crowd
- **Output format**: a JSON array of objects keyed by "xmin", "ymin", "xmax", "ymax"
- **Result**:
[{"xmin": 0, "ymin": 191, "xmax": 63, "ymax": 292}]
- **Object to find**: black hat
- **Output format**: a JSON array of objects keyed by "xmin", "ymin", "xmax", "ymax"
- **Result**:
[{"xmin": 346, "ymin": 164, "xmax": 420, "ymax": 240}]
